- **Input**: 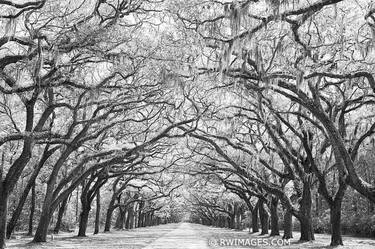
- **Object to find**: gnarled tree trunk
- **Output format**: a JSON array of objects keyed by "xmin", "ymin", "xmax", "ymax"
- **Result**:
[
  {"xmin": 298, "ymin": 180, "xmax": 314, "ymax": 241},
  {"xmin": 329, "ymin": 179, "xmax": 347, "ymax": 246},
  {"xmin": 270, "ymin": 197, "xmax": 280, "ymax": 236},
  {"xmin": 330, "ymin": 199, "xmax": 343, "ymax": 246},
  {"xmin": 259, "ymin": 199, "xmax": 269, "ymax": 235},
  {"xmin": 282, "ymin": 209, "xmax": 293, "ymax": 239},
  {"xmin": 78, "ymin": 208, "xmax": 90, "ymax": 237}
]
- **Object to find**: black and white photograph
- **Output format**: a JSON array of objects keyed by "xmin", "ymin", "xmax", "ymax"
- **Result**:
[{"xmin": 0, "ymin": 0, "xmax": 375, "ymax": 248}]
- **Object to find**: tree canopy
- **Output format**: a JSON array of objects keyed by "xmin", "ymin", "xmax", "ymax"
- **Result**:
[{"xmin": 1, "ymin": 0, "xmax": 375, "ymax": 248}]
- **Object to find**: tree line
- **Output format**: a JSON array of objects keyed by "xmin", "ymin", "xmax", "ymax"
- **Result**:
[
  {"xmin": 0, "ymin": 1, "xmax": 192, "ymax": 248},
  {"xmin": 171, "ymin": 0, "xmax": 375, "ymax": 246}
]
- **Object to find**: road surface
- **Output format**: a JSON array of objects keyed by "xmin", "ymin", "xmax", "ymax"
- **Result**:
[
  {"xmin": 6, "ymin": 222, "xmax": 375, "ymax": 249},
  {"xmin": 143, "ymin": 223, "xmax": 209, "ymax": 249}
]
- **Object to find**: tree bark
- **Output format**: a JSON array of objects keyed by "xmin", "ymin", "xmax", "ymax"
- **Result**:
[
  {"xmin": 77, "ymin": 182, "xmax": 95, "ymax": 238},
  {"xmin": 53, "ymin": 196, "xmax": 68, "ymax": 234},
  {"xmin": 251, "ymin": 201, "xmax": 259, "ymax": 233},
  {"xmin": 259, "ymin": 199, "xmax": 269, "ymax": 235},
  {"xmin": 103, "ymin": 177, "xmax": 131, "ymax": 232},
  {"xmin": 298, "ymin": 215, "xmax": 314, "ymax": 241},
  {"xmin": 7, "ymin": 183, "xmax": 33, "ymax": 239},
  {"xmin": 149, "ymin": 212, "xmax": 154, "ymax": 226},
  {"xmin": 7, "ymin": 146, "xmax": 57, "ymax": 239},
  {"xmin": 146, "ymin": 212, "xmax": 153, "ymax": 227},
  {"xmin": 125, "ymin": 206, "xmax": 131, "ymax": 229},
  {"xmin": 0, "ymin": 188, "xmax": 9, "ymax": 249},
  {"xmin": 33, "ymin": 148, "xmax": 75, "ymax": 243},
  {"xmin": 138, "ymin": 201, "xmax": 144, "ymax": 228},
  {"xmin": 0, "ymin": 103, "xmax": 36, "ymax": 247},
  {"xmin": 329, "ymin": 200, "xmax": 343, "ymax": 246},
  {"xmin": 329, "ymin": 180, "xmax": 346, "ymax": 246},
  {"xmin": 229, "ymin": 214, "xmax": 235, "ymax": 229},
  {"xmin": 94, "ymin": 191, "xmax": 100, "ymax": 234},
  {"xmin": 282, "ymin": 209, "xmax": 293, "ymax": 239},
  {"xmin": 315, "ymin": 191, "xmax": 321, "ymax": 216},
  {"xmin": 104, "ymin": 205, "xmax": 116, "ymax": 232},
  {"xmin": 75, "ymin": 187, "xmax": 79, "ymax": 223},
  {"xmin": 298, "ymin": 180, "xmax": 314, "ymax": 241},
  {"xmin": 235, "ymin": 212, "xmax": 241, "ymax": 230},
  {"xmin": 127, "ymin": 204, "xmax": 134, "ymax": 229},
  {"xmin": 32, "ymin": 208, "xmax": 52, "ymax": 242},
  {"xmin": 270, "ymin": 197, "xmax": 280, "ymax": 236},
  {"xmin": 27, "ymin": 184, "xmax": 36, "ymax": 236},
  {"xmin": 115, "ymin": 207, "xmax": 126, "ymax": 229},
  {"xmin": 133, "ymin": 203, "xmax": 138, "ymax": 228},
  {"xmin": 78, "ymin": 207, "xmax": 90, "ymax": 237}
]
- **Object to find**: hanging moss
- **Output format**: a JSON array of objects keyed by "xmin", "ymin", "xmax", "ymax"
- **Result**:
[
  {"xmin": 265, "ymin": 0, "xmax": 281, "ymax": 17},
  {"xmin": 4, "ymin": 15, "xmax": 16, "ymax": 39},
  {"xmin": 219, "ymin": 41, "xmax": 233, "ymax": 74},
  {"xmin": 225, "ymin": 1, "xmax": 250, "ymax": 36},
  {"xmin": 296, "ymin": 71, "xmax": 304, "ymax": 90}
]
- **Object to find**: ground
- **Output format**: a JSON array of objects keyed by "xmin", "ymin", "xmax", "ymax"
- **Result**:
[{"xmin": 5, "ymin": 223, "xmax": 375, "ymax": 249}]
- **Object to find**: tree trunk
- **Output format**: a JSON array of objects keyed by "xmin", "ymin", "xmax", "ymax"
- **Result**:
[
  {"xmin": 128, "ymin": 205, "xmax": 134, "ymax": 229},
  {"xmin": 221, "ymin": 216, "xmax": 226, "ymax": 228},
  {"xmin": 78, "ymin": 206, "xmax": 90, "ymax": 237},
  {"xmin": 34, "ymin": 146, "xmax": 77, "ymax": 243},
  {"xmin": 299, "ymin": 215, "xmax": 314, "ymax": 241},
  {"xmin": 235, "ymin": 212, "xmax": 241, "ymax": 230},
  {"xmin": 138, "ymin": 201, "xmax": 144, "ymax": 228},
  {"xmin": 0, "ymin": 188, "xmax": 9, "ymax": 249},
  {"xmin": 27, "ymin": 184, "xmax": 36, "ymax": 236},
  {"xmin": 282, "ymin": 209, "xmax": 293, "ymax": 239},
  {"xmin": 33, "ymin": 208, "xmax": 52, "ymax": 242},
  {"xmin": 270, "ymin": 197, "xmax": 280, "ymax": 236},
  {"xmin": 298, "ymin": 180, "xmax": 314, "ymax": 241},
  {"xmin": 145, "ymin": 212, "xmax": 151, "ymax": 227},
  {"xmin": 149, "ymin": 212, "xmax": 154, "ymax": 226},
  {"xmin": 315, "ymin": 191, "xmax": 321, "ymax": 216},
  {"xmin": 251, "ymin": 201, "xmax": 259, "ymax": 233},
  {"xmin": 259, "ymin": 200, "xmax": 269, "ymax": 235},
  {"xmin": 33, "ymin": 180, "xmax": 58, "ymax": 242},
  {"xmin": 133, "ymin": 203, "xmax": 138, "ymax": 228},
  {"xmin": 53, "ymin": 196, "xmax": 68, "ymax": 234},
  {"xmin": 104, "ymin": 205, "xmax": 115, "ymax": 232},
  {"xmin": 229, "ymin": 214, "xmax": 235, "ymax": 229},
  {"xmin": 8, "ymin": 146, "xmax": 57, "ymax": 239},
  {"xmin": 27, "ymin": 185, "xmax": 36, "ymax": 236},
  {"xmin": 34, "ymin": 182, "xmax": 60, "ymax": 241},
  {"xmin": 329, "ymin": 180, "xmax": 346, "ymax": 246},
  {"xmin": 7, "ymin": 182, "xmax": 34, "ymax": 238},
  {"xmin": 115, "ymin": 207, "xmax": 126, "ymax": 229},
  {"xmin": 75, "ymin": 187, "xmax": 79, "ymax": 223},
  {"xmin": 125, "ymin": 206, "xmax": 131, "ymax": 229},
  {"xmin": 94, "ymin": 191, "xmax": 100, "ymax": 235},
  {"xmin": 329, "ymin": 200, "xmax": 343, "ymax": 246}
]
